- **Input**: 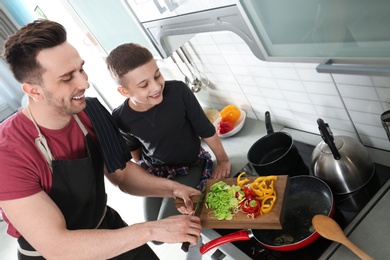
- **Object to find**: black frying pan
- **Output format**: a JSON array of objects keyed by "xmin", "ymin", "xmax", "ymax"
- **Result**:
[{"xmin": 200, "ymin": 176, "xmax": 334, "ymax": 253}]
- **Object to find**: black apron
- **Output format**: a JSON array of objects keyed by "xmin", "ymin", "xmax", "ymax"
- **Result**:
[{"xmin": 18, "ymin": 110, "xmax": 158, "ymax": 259}]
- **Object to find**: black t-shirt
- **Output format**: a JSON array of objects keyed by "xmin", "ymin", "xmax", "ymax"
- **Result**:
[{"xmin": 112, "ymin": 80, "xmax": 216, "ymax": 167}]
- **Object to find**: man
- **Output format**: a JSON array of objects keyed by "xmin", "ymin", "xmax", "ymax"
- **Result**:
[{"xmin": 0, "ymin": 19, "xmax": 201, "ymax": 259}]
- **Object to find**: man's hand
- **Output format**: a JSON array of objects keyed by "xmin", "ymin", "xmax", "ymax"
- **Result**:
[
  {"xmin": 172, "ymin": 184, "xmax": 201, "ymax": 215},
  {"xmin": 149, "ymin": 215, "xmax": 202, "ymax": 245}
]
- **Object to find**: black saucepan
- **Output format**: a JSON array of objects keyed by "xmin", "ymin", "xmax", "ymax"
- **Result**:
[
  {"xmin": 247, "ymin": 111, "xmax": 309, "ymax": 176},
  {"xmin": 200, "ymin": 176, "xmax": 334, "ymax": 253}
]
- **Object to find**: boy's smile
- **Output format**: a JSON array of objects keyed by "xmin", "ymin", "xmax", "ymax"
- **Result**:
[{"xmin": 118, "ymin": 59, "xmax": 165, "ymax": 112}]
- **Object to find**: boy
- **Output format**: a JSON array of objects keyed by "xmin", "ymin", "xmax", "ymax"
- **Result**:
[{"xmin": 106, "ymin": 43, "xmax": 231, "ymax": 256}]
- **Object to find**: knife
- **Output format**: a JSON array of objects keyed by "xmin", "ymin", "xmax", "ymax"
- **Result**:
[{"xmin": 181, "ymin": 186, "xmax": 205, "ymax": 252}]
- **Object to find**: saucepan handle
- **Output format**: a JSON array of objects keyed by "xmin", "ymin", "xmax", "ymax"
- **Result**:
[{"xmin": 200, "ymin": 229, "xmax": 252, "ymax": 254}]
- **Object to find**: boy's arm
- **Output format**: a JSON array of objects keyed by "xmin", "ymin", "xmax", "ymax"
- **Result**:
[{"xmin": 203, "ymin": 133, "xmax": 231, "ymax": 179}]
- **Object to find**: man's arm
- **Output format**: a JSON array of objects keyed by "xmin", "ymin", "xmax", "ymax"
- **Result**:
[
  {"xmin": 105, "ymin": 161, "xmax": 201, "ymax": 214},
  {"xmin": 0, "ymin": 190, "xmax": 201, "ymax": 259}
]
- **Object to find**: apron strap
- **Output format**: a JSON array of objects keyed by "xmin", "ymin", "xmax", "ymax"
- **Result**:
[{"xmin": 27, "ymin": 106, "xmax": 88, "ymax": 172}]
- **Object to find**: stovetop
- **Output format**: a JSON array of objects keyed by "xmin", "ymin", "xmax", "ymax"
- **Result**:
[{"xmin": 213, "ymin": 141, "xmax": 390, "ymax": 259}]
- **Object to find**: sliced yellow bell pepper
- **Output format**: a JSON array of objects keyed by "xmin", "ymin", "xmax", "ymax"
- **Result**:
[
  {"xmin": 237, "ymin": 172, "xmax": 249, "ymax": 187},
  {"xmin": 261, "ymin": 195, "xmax": 277, "ymax": 214}
]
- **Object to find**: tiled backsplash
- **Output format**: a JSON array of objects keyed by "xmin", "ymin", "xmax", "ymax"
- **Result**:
[{"xmin": 158, "ymin": 31, "xmax": 390, "ymax": 152}]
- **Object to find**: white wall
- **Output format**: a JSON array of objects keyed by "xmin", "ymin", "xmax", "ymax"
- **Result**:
[{"xmin": 159, "ymin": 32, "xmax": 390, "ymax": 152}]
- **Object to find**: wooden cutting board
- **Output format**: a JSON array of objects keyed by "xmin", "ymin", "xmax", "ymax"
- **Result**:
[{"xmin": 175, "ymin": 175, "xmax": 289, "ymax": 230}]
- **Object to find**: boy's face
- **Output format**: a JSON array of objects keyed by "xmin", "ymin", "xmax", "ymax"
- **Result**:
[{"xmin": 119, "ymin": 59, "xmax": 165, "ymax": 111}]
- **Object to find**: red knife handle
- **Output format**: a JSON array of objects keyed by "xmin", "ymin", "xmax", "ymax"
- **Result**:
[{"xmin": 199, "ymin": 229, "xmax": 251, "ymax": 255}]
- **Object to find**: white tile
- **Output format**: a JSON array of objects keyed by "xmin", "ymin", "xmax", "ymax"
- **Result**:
[
  {"xmin": 253, "ymin": 77, "xmax": 278, "ymax": 88},
  {"xmin": 348, "ymin": 110, "xmax": 383, "ymax": 126},
  {"xmin": 332, "ymin": 74, "xmax": 373, "ymax": 86},
  {"xmin": 234, "ymin": 75, "xmax": 256, "ymax": 86},
  {"xmin": 314, "ymin": 106, "xmax": 350, "ymax": 121},
  {"xmin": 371, "ymin": 76, "xmax": 390, "ymax": 87},
  {"xmin": 354, "ymin": 123, "xmax": 387, "ymax": 140},
  {"xmin": 294, "ymin": 112, "xmax": 322, "ymax": 125},
  {"xmin": 288, "ymin": 102, "xmax": 316, "ymax": 115},
  {"xmin": 227, "ymin": 64, "xmax": 252, "ymax": 76},
  {"xmin": 382, "ymin": 101, "xmax": 390, "ymax": 111},
  {"xmin": 270, "ymin": 67, "xmax": 300, "ymax": 80},
  {"xmin": 246, "ymin": 94, "xmax": 267, "ymax": 105},
  {"xmin": 250, "ymin": 67, "xmax": 274, "ymax": 79},
  {"xmin": 337, "ymin": 84, "xmax": 379, "ymax": 101},
  {"xmin": 283, "ymin": 90, "xmax": 311, "ymax": 104},
  {"xmin": 302, "ymin": 81, "xmax": 338, "ymax": 95},
  {"xmin": 376, "ymin": 87, "xmax": 390, "ymax": 102},
  {"xmin": 296, "ymin": 68, "xmax": 333, "ymax": 82},
  {"xmin": 343, "ymin": 98, "xmax": 384, "ymax": 114},
  {"xmin": 277, "ymin": 79, "xmax": 305, "ymax": 92},
  {"xmin": 240, "ymin": 84, "xmax": 262, "ymax": 95},
  {"xmin": 263, "ymin": 98, "xmax": 290, "ymax": 109},
  {"xmin": 309, "ymin": 94, "xmax": 344, "ymax": 108},
  {"xmin": 361, "ymin": 135, "xmax": 390, "ymax": 151},
  {"xmin": 261, "ymin": 88, "xmax": 284, "ymax": 99}
]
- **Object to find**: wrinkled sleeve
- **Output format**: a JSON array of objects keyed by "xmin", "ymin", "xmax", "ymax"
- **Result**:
[{"xmin": 84, "ymin": 98, "xmax": 131, "ymax": 173}]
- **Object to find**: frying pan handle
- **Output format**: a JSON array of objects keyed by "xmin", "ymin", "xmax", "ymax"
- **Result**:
[
  {"xmin": 265, "ymin": 111, "xmax": 274, "ymax": 134},
  {"xmin": 317, "ymin": 118, "xmax": 341, "ymax": 160},
  {"xmin": 199, "ymin": 229, "xmax": 251, "ymax": 255}
]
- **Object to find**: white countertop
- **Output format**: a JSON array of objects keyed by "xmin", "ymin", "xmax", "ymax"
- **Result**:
[{"xmin": 327, "ymin": 180, "xmax": 390, "ymax": 260}]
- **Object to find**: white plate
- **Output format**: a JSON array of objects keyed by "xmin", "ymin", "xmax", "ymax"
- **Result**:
[{"xmin": 213, "ymin": 109, "xmax": 246, "ymax": 138}]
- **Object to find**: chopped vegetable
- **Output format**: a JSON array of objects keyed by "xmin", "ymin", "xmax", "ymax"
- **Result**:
[
  {"xmin": 205, "ymin": 181, "xmax": 240, "ymax": 220},
  {"xmin": 237, "ymin": 172, "xmax": 249, "ymax": 187},
  {"xmin": 205, "ymin": 174, "xmax": 278, "ymax": 221}
]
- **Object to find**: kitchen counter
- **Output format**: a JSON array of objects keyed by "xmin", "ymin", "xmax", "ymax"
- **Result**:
[
  {"xmin": 325, "ymin": 178, "xmax": 390, "ymax": 260},
  {"xmin": 201, "ymin": 117, "xmax": 390, "ymax": 259}
]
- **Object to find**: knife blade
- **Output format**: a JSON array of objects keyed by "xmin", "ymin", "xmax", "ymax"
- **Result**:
[{"xmin": 181, "ymin": 186, "xmax": 205, "ymax": 252}]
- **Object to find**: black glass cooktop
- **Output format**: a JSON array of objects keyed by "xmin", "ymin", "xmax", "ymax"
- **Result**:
[{"xmin": 214, "ymin": 141, "xmax": 390, "ymax": 259}]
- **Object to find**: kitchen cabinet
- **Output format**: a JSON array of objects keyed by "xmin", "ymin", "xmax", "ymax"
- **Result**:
[
  {"xmin": 238, "ymin": 0, "xmax": 390, "ymax": 66},
  {"xmin": 65, "ymin": 0, "xmax": 158, "ymax": 56},
  {"xmin": 125, "ymin": 0, "xmax": 236, "ymax": 22}
]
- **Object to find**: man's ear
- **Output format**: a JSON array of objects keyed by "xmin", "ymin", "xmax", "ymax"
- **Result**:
[
  {"xmin": 117, "ymin": 86, "xmax": 129, "ymax": 97},
  {"xmin": 22, "ymin": 82, "xmax": 44, "ymax": 101}
]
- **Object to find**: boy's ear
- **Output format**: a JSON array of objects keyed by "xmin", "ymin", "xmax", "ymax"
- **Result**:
[
  {"xmin": 22, "ymin": 82, "xmax": 44, "ymax": 101},
  {"xmin": 117, "ymin": 86, "xmax": 129, "ymax": 96}
]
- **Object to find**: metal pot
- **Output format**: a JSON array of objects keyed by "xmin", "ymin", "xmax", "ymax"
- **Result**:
[
  {"xmin": 247, "ymin": 111, "xmax": 309, "ymax": 176},
  {"xmin": 311, "ymin": 119, "xmax": 375, "ymax": 195}
]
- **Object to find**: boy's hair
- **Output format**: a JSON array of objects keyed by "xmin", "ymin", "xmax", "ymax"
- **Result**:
[
  {"xmin": 106, "ymin": 43, "xmax": 153, "ymax": 86},
  {"xmin": 2, "ymin": 19, "xmax": 67, "ymax": 84}
]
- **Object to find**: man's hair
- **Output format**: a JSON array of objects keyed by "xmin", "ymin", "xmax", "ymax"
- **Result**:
[
  {"xmin": 106, "ymin": 43, "xmax": 153, "ymax": 86},
  {"xmin": 2, "ymin": 19, "xmax": 67, "ymax": 84}
]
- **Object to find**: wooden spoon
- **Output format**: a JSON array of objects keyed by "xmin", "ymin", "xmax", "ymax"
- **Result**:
[{"xmin": 312, "ymin": 215, "xmax": 373, "ymax": 260}]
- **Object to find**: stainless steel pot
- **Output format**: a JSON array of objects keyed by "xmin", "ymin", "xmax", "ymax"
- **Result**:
[{"xmin": 311, "ymin": 119, "xmax": 374, "ymax": 195}]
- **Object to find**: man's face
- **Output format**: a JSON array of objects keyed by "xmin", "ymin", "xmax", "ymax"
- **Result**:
[
  {"xmin": 120, "ymin": 59, "xmax": 165, "ymax": 111},
  {"xmin": 36, "ymin": 41, "xmax": 89, "ymax": 116}
]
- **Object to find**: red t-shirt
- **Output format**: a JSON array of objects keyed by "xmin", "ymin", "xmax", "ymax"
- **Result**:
[{"xmin": 0, "ymin": 110, "xmax": 96, "ymax": 237}]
